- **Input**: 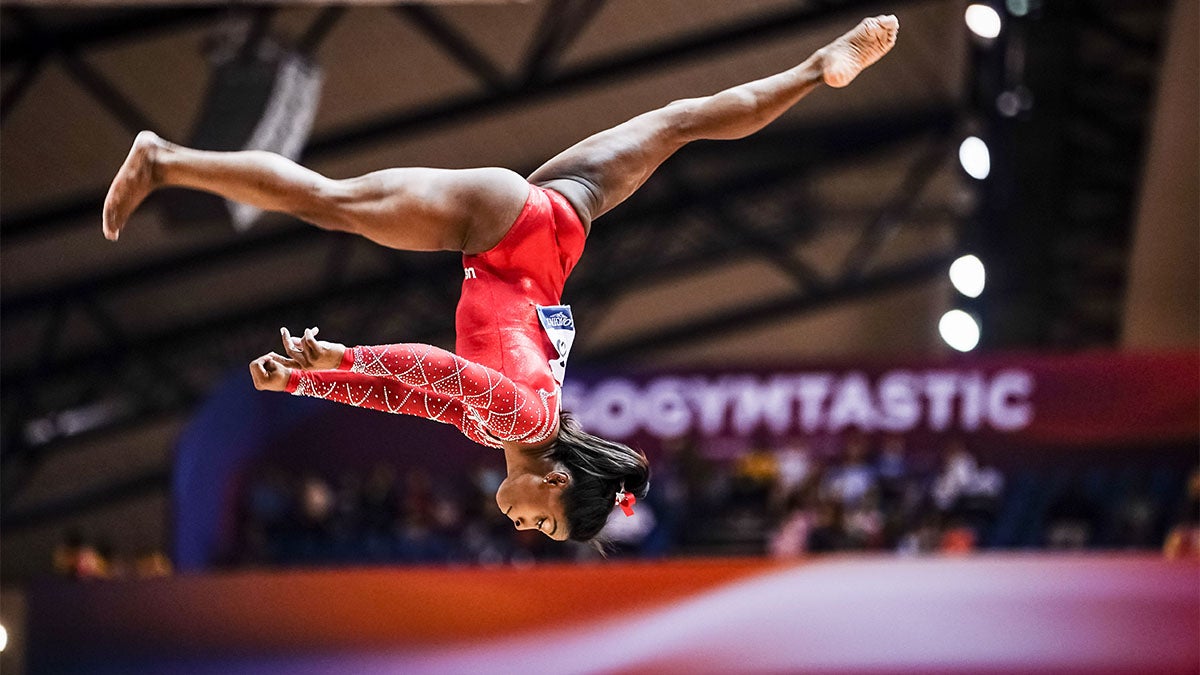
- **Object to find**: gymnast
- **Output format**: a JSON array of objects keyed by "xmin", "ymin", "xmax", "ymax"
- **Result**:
[{"xmin": 102, "ymin": 16, "xmax": 899, "ymax": 543}]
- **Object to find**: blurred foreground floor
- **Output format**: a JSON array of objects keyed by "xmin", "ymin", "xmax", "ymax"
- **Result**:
[{"xmin": 28, "ymin": 553, "xmax": 1200, "ymax": 674}]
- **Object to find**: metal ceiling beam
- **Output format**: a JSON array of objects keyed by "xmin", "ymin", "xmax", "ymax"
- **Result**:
[
  {"xmin": 393, "ymin": 4, "xmax": 507, "ymax": 92},
  {"xmin": 584, "ymin": 255, "xmax": 953, "ymax": 362},
  {"xmin": 0, "ymin": 0, "xmax": 913, "ymax": 241},
  {"xmin": 0, "ymin": 58, "xmax": 43, "ymax": 123},
  {"xmin": 659, "ymin": 165, "xmax": 828, "ymax": 291},
  {"xmin": 1, "ymin": 106, "xmax": 954, "ymax": 321},
  {"xmin": 582, "ymin": 125, "xmax": 957, "ymax": 360},
  {"xmin": 3, "ymin": 223, "xmax": 325, "ymax": 316},
  {"xmin": 297, "ymin": 6, "xmax": 346, "ymax": 56},
  {"xmin": 1, "ymin": 466, "xmax": 170, "ymax": 532},
  {"xmin": 306, "ymin": 0, "xmax": 887, "ymax": 157},
  {"xmin": 839, "ymin": 136, "xmax": 952, "ymax": 279},
  {"xmin": 1, "ymin": 7, "xmax": 225, "ymax": 65},
  {"xmin": 3, "ymin": 7, "xmax": 157, "ymax": 134},
  {"xmin": 521, "ymin": 0, "xmax": 607, "ymax": 83},
  {"xmin": 58, "ymin": 49, "xmax": 162, "ymax": 134}
]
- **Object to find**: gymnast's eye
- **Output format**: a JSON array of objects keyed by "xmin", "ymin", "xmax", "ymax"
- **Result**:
[{"xmin": 537, "ymin": 518, "xmax": 546, "ymax": 530}]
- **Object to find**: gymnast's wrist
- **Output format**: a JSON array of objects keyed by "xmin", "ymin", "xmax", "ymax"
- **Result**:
[
  {"xmin": 337, "ymin": 345, "xmax": 355, "ymax": 370},
  {"xmin": 285, "ymin": 368, "xmax": 302, "ymax": 393}
]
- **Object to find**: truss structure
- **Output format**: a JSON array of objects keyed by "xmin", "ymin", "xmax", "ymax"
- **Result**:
[
  {"xmin": 0, "ymin": 0, "xmax": 1171, "ymax": 535},
  {"xmin": 966, "ymin": 0, "xmax": 1173, "ymax": 348}
]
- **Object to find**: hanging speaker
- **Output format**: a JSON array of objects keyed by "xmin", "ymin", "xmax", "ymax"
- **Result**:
[{"xmin": 160, "ymin": 29, "xmax": 323, "ymax": 233}]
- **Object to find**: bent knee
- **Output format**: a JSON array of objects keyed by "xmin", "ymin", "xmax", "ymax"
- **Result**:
[{"xmin": 659, "ymin": 97, "xmax": 707, "ymax": 139}]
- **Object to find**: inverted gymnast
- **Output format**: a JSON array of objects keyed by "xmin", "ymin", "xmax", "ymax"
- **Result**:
[{"xmin": 103, "ymin": 16, "xmax": 898, "ymax": 543}]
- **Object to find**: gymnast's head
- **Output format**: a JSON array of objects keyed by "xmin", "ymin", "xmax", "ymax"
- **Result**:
[{"xmin": 494, "ymin": 411, "xmax": 649, "ymax": 543}]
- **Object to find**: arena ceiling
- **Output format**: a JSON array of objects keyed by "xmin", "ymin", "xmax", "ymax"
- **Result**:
[{"xmin": 0, "ymin": 0, "xmax": 1180, "ymax": 580}]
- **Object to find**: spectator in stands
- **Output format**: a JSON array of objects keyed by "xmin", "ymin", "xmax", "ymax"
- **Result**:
[
  {"xmin": 407, "ymin": 469, "xmax": 469, "ymax": 562},
  {"xmin": 74, "ymin": 537, "xmax": 110, "ymax": 579},
  {"xmin": 640, "ymin": 440, "xmax": 689, "ymax": 556},
  {"xmin": 844, "ymin": 487, "xmax": 886, "ymax": 549},
  {"xmin": 248, "ymin": 466, "xmax": 292, "ymax": 531},
  {"xmin": 52, "ymin": 529, "xmax": 85, "ymax": 577},
  {"xmin": 675, "ymin": 437, "xmax": 723, "ymax": 537},
  {"xmin": 360, "ymin": 463, "xmax": 400, "ymax": 535},
  {"xmin": 939, "ymin": 516, "xmax": 977, "ymax": 554},
  {"xmin": 896, "ymin": 512, "xmax": 943, "ymax": 556},
  {"xmin": 732, "ymin": 436, "xmax": 780, "ymax": 510},
  {"xmin": 1045, "ymin": 484, "xmax": 1099, "ymax": 550},
  {"xmin": 400, "ymin": 468, "xmax": 436, "ymax": 530},
  {"xmin": 1164, "ymin": 468, "xmax": 1200, "ymax": 559},
  {"xmin": 822, "ymin": 433, "xmax": 877, "ymax": 507},
  {"xmin": 771, "ymin": 440, "xmax": 814, "ymax": 515},
  {"xmin": 931, "ymin": 438, "xmax": 1003, "ymax": 541},
  {"xmin": 806, "ymin": 497, "xmax": 846, "ymax": 553},
  {"xmin": 876, "ymin": 435, "xmax": 908, "ymax": 506},
  {"xmin": 134, "ymin": 547, "xmax": 173, "ymax": 578},
  {"xmin": 1110, "ymin": 484, "xmax": 1161, "ymax": 549},
  {"xmin": 333, "ymin": 472, "xmax": 364, "ymax": 532},
  {"xmin": 769, "ymin": 490, "xmax": 819, "ymax": 558},
  {"xmin": 297, "ymin": 473, "xmax": 335, "ymax": 558}
]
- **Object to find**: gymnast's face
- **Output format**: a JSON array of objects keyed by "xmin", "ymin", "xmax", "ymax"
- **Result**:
[{"xmin": 495, "ymin": 471, "xmax": 570, "ymax": 541}]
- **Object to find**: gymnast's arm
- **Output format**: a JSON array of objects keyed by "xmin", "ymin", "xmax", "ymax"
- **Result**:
[
  {"xmin": 249, "ymin": 351, "xmax": 501, "ymax": 447},
  {"xmin": 256, "ymin": 330, "xmax": 553, "ymax": 443}
]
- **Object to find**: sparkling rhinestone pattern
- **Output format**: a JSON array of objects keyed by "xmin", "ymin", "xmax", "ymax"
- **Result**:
[{"xmin": 292, "ymin": 343, "xmax": 556, "ymax": 449}]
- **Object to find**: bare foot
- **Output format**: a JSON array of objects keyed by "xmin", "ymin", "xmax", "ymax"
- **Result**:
[
  {"xmin": 818, "ymin": 15, "xmax": 899, "ymax": 89},
  {"xmin": 103, "ymin": 130, "xmax": 163, "ymax": 241}
]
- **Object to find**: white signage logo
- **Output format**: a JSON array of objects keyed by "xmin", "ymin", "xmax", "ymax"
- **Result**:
[{"xmin": 562, "ymin": 369, "xmax": 1035, "ymax": 439}]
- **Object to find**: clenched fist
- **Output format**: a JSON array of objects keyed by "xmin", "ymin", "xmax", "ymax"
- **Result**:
[{"xmin": 249, "ymin": 353, "xmax": 292, "ymax": 392}]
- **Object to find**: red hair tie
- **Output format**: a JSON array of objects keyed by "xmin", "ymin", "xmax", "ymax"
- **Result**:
[{"xmin": 616, "ymin": 491, "xmax": 636, "ymax": 517}]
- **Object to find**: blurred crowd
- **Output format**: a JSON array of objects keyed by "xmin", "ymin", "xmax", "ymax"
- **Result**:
[
  {"xmin": 52, "ymin": 532, "xmax": 172, "ymax": 581},
  {"xmin": 51, "ymin": 437, "xmax": 1200, "ymax": 576},
  {"xmin": 658, "ymin": 434, "xmax": 1007, "ymax": 558},
  {"xmin": 233, "ymin": 462, "xmax": 577, "ymax": 566},
  {"xmin": 218, "ymin": 434, "xmax": 1197, "ymax": 567},
  {"xmin": 670, "ymin": 437, "xmax": 1197, "ymax": 559}
]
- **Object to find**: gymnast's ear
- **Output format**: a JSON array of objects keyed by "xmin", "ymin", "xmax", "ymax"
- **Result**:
[{"xmin": 542, "ymin": 470, "xmax": 571, "ymax": 488}]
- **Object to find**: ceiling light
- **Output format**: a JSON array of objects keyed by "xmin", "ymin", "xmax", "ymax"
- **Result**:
[
  {"xmin": 959, "ymin": 136, "xmax": 991, "ymax": 180},
  {"xmin": 966, "ymin": 4, "xmax": 1003, "ymax": 38},
  {"xmin": 950, "ymin": 254, "xmax": 986, "ymax": 298},
  {"xmin": 940, "ymin": 309, "xmax": 981, "ymax": 352}
]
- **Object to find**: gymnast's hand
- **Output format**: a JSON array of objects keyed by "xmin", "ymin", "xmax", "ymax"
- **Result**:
[
  {"xmin": 249, "ymin": 354, "xmax": 291, "ymax": 392},
  {"xmin": 276, "ymin": 326, "xmax": 346, "ymax": 371}
]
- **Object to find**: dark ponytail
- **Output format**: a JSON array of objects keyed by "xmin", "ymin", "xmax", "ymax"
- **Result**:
[{"xmin": 550, "ymin": 411, "xmax": 650, "ymax": 542}]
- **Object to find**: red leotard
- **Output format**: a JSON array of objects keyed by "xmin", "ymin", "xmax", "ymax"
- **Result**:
[{"xmin": 286, "ymin": 184, "xmax": 586, "ymax": 448}]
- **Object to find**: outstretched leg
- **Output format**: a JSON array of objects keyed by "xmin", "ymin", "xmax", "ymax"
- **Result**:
[
  {"xmin": 527, "ymin": 15, "xmax": 899, "ymax": 231},
  {"xmin": 103, "ymin": 132, "xmax": 529, "ymax": 253}
]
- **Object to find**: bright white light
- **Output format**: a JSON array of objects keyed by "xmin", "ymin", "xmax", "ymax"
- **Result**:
[
  {"xmin": 965, "ymin": 4, "xmax": 1003, "ymax": 38},
  {"xmin": 940, "ymin": 309, "xmax": 981, "ymax": 352},
  {"xmin": 949, "ymin": 254, "xmax": 986, "ymax": 298},
  {"xmin": 0, "ymin": 624, "xmax": 7, "ymax": 652},
  {"xmin": 959, "ymin": 136, "xmax": 991, "ymax": 180}
]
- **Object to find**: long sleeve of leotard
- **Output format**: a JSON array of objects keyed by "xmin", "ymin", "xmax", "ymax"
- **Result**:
[{"xmin": 285, "ymin": 343, "xmax": 556, "ymax": 448}]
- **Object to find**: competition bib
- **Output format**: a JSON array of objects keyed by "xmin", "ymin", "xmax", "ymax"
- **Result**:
[{"xmin": 536, "ymin": 305, "xmax": 575, "ymax": 385}]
